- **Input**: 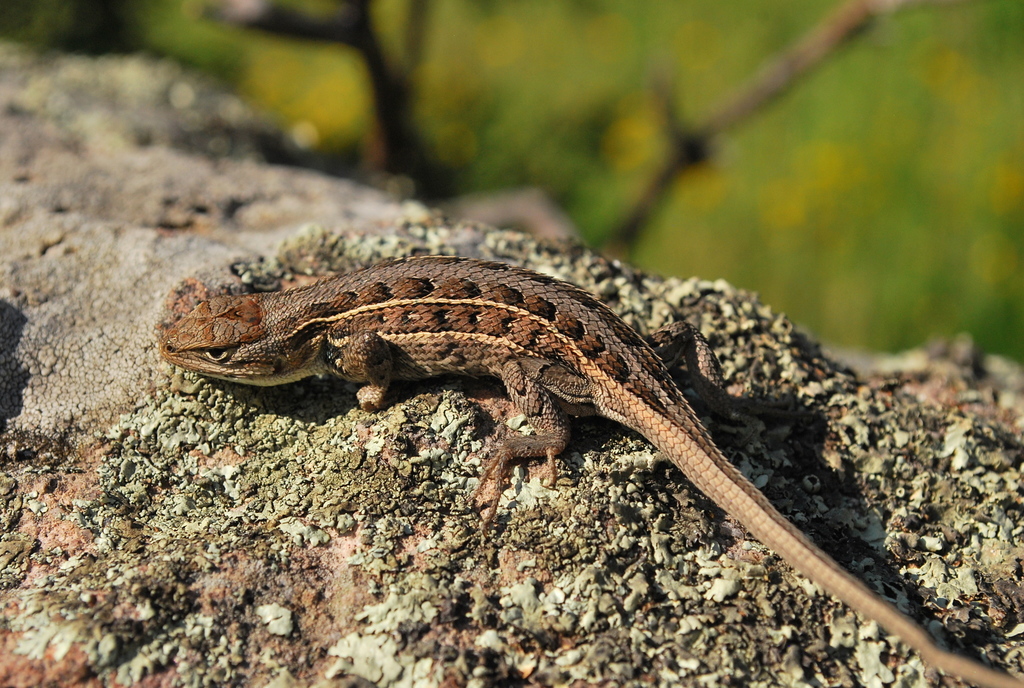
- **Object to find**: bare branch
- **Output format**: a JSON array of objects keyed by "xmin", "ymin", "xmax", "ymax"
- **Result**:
[
  {"xmin": 214, "ymin": 0, "xmax": 449, "ymax": 195},
  {"xmin": 702, "ymin": 0, "xmax": 973, "ymax": 136},
  {"xmin": 216, "ymin": 0, "xmax": 364, "ymax": 46},
  {"xmin": 608, "ymin": 0, "xmax": 978, "ymax": 253},
  {"xmin": 404, "ymin": 0, "xmax": 432, "ymax": 71}
]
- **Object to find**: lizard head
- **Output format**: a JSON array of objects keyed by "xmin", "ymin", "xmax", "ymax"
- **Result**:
[{"xmin": 160, "ymin": 295, "xmax": 283, "ymax": 384}]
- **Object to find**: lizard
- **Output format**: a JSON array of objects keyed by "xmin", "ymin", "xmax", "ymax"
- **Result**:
[{"xmin": 159, "ymin": 255, "xmax": 1022, "ymax": 688}]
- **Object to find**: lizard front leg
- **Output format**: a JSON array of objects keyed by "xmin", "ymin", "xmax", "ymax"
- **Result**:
[
  {"xmin": 325, "ymin": 330, "xmax": 396, "ymax": 411},
  {"xmin": 326, "ymin": 334, "xmax": 583, "ymax": 522}
]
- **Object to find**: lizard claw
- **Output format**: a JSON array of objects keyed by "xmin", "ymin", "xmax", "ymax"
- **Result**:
[
  {"xmin": 471, "ymin": 444, "xmax": 563, "ymax": 530},
  {"xmin": 473, "ymin": 447, "xmax": 513, "ymax": 530}
]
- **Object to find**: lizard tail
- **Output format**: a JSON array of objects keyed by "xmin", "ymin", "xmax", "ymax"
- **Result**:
[{"xmin": 639, "ymin": 411, "xmax": 1023, "ymax": 688}]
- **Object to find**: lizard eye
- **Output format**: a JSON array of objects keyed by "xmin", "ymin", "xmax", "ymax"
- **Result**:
[{"xmin": 204, "ymin": 347, "xmax": 236, "ymax": 363}]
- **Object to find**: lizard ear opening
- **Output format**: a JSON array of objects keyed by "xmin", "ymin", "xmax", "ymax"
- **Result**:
[{"xmin": 204, "ymin": 347, "xmax": 237, "ymax": 363}]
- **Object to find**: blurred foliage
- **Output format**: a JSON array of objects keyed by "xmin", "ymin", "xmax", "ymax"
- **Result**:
[
  {"xmin": 0, "ymin": 0, "xmax": 141, "ymax": 52},
  {"xmin": 3, "ymin": 0, "xmax": 1023, "ymax": 359}
]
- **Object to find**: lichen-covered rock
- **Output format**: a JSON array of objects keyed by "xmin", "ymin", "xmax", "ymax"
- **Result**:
[{"xmin": 1, "ymin": 45, "xmax": 1022, "ymax": 688}]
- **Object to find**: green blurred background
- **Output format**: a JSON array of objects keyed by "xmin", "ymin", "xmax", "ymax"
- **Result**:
[{"xmin": 4, "ymin": 0, "xmax": 1023, "ymax": 360}]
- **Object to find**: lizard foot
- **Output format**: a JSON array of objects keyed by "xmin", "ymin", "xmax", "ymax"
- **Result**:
[{"xmin": 472, "ymin": 440, "xmax": 562, "ymax": 530}]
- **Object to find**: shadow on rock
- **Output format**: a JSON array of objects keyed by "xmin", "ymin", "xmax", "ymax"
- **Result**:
[{"xmin": 0, "ymin": 300, "xmax": 28, "ymax": 433}]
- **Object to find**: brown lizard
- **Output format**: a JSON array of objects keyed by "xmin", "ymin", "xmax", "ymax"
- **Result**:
[{"xmin": 159, "ymin": 255, "xmax": 1022, "ymax": 688}]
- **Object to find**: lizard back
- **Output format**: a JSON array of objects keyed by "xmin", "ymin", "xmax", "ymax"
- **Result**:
[{"xmin": 257, "ymin": 256, "xmax": 689, "ymax": 420}]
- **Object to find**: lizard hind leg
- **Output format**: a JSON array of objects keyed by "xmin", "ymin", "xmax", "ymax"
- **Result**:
[
  {"xmin": 473, "ymin": 358, "xmax": 575, "ymax": 526},
  {"xmin": 647, "ymin": 320, "xmax": 809, "ymax": 423},
  {"xmin": 646, "ymin": 320, "xmax": 738, "ymax": 418}
]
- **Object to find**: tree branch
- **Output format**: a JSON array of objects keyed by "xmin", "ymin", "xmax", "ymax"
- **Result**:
[
  {"xmin": 214, "ymin": 0, "xmax": 449, "ymax": 195},
  {"xmin": 608, "ymin": 0, "xmax": 977, "ymax": 253}
]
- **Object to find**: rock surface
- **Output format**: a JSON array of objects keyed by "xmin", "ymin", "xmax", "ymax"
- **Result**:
[{"xmin": 1, "ymin": 45, "xmax": 1023, "ymax": 688}]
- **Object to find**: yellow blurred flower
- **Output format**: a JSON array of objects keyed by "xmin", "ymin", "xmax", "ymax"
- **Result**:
[
  {"xmin": 601, "ymin": 93, "xmax": 662, "ymax": 172},
  {"xmin": 476, "ymin": 15, "xmax": 525, "ymax": 70},
  {"xmin": 674, "ymin": 20, "xmax": 722, "ymax": 73},
  {"xmin": 991, "ymin": 161, "xmax": 1024, "ymax": 215},
  {"xmin": 759, "ymin": 178, "xmax": 807, "ymax": 233},
  {"xmin": 585, "ymin": 13, "xmax": 633, "ymax": 64},
  {"xmin": 970, "ymin": 231, "xmax": 1019, "ymax": 287}
]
